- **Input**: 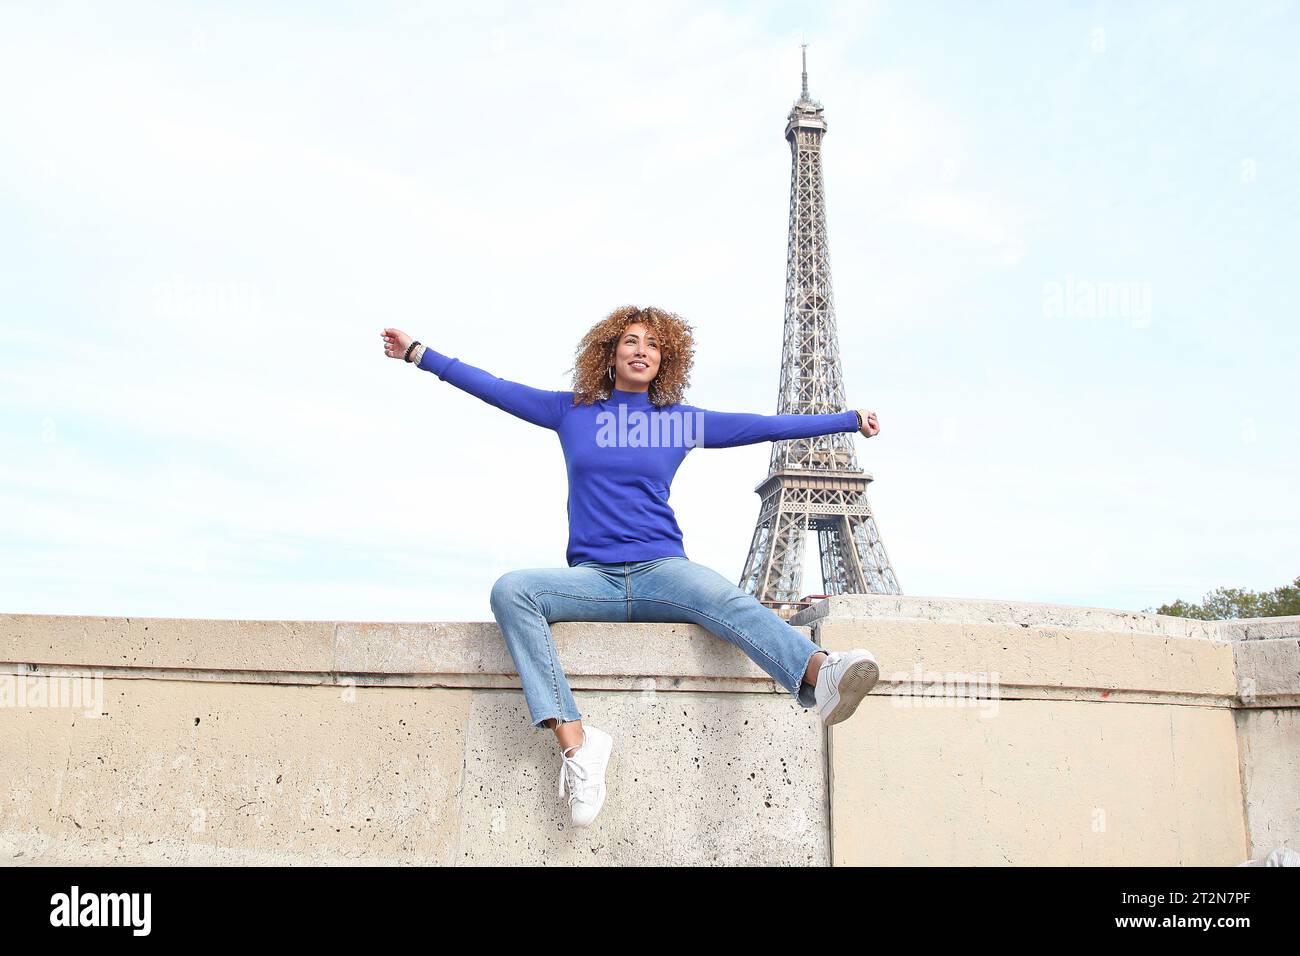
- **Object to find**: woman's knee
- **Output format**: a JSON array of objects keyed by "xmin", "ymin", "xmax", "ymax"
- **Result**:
[{"xmin": 489, "ymin": 570, "xmax": 531, "ymax": 614}]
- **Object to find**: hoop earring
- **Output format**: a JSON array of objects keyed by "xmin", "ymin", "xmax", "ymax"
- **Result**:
[{"xmin": 608, "ymin": 366, "xmax": 615, "ymax": 382}]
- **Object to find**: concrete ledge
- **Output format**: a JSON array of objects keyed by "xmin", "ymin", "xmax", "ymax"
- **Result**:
[
  {"xmin": 1217, "ymin": 615, "xmax": 1300, "ymax": 642},
  {"xmin": 0, "ymin": 615, "xmax": 337, "ymax": 673},
  {"xmin": 806, "ymin": 614, "xmax": 1237, "ymax": 707},
  {"xmin": 789, "ymin": 593, "xmax": 1224, "ymax": 637},
  {"xmin": 1233, "ymin": 637, "xmax": 1300, "ymax": 708},
  {"xmin": 1, "ymin": 598, "xmax": 1294, "ymax": 865},
  {"xmin": 0, "ymin": 615, "xmax": 811, "ymax": 697}
]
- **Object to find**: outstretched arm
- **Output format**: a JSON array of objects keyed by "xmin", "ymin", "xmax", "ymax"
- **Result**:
[
  {"xmin": 418, "ymin": 346, "xmax": 570, "ymax": 432},
  {"xmin": 382, "ymin": 330, "xmax": 569, "ymax": 431},
  {"xmin": 682, "ymin": 404, "xmax": 861, "ymax": 449}
]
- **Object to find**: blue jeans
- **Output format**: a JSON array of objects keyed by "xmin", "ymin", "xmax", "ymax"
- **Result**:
[{"xmin": 488, "ymin": 556, "xmax": 826, "ymax": 729}]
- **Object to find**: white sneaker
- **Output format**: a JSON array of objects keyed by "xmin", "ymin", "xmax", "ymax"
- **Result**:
[
  {"xmin": 813, "ymin": 649, "xmax": 879, "ymax": 726},
  {"xmin": 556, "ymin": 725, "xmax": 614, "ymax": 827}
]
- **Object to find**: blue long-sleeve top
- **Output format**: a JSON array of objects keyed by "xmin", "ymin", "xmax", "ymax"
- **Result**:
[{"xmin": 417, "ymin": 347, "xmax": 861, "ymax": 566}]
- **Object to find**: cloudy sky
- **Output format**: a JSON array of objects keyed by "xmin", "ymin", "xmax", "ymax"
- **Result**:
[{"xmin": 2, "ymin": 1, "xmax": 1296, "ymax": 623}]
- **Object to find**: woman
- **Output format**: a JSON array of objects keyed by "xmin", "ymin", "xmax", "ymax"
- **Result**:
[{"xmin": 381, "ymin": 305, "xmax": 881, "ymax": 828}]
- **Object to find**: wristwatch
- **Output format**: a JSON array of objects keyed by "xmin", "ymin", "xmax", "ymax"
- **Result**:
[{"xmin": 853, "ymin": 410, "xmax": 864, "ymax": 432}]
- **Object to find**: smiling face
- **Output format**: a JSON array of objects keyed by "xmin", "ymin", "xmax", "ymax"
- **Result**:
[{"xmin": 610, "ymin": 322, "xmax": 661, "ymax": 392}]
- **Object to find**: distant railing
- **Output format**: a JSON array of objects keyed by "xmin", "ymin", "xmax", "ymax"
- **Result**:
[{"xmin": 760, "ymin": 594, "xmax": 831, "ymax": 620}]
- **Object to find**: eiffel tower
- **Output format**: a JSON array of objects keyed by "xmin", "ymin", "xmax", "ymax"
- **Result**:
[{"xmin": 738, "ymin": 46, "xmax": 901, "ymax": 615}]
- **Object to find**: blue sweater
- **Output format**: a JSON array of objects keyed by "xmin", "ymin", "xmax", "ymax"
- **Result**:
[{"xmin": 417, "ymin": 347, "xmax": 860, "ymax": 566}]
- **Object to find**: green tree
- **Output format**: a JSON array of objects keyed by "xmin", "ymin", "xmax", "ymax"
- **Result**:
[{"xmin": 1145, "ymin": 575, "xmax": 1300, "ymax": 619}]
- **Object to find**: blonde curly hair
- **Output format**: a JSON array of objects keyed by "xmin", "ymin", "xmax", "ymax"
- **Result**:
[{"xmin": 567, "ymin": 305, "xmax": 696, "ymax": 408}]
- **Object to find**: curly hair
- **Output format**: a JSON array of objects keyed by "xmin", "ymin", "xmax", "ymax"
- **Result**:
[{"xmin": 567, "ymin": 305, "xmax": 696, "ymax": 408}]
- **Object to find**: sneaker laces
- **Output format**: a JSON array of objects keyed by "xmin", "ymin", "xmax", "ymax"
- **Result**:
[{"xmin": 558, "ymin": 749, "xmax": 592, "ymax": 804}]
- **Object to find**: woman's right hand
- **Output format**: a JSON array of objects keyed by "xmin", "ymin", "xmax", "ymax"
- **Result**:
[{"xmin": 381, "ymin": 328, "xmax": 413, "ymax": 360}]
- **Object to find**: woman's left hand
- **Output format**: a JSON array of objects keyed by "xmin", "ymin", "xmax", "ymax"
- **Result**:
[{"xmin": 858, "ymin": 409, "xmax": 879, "ymax": 438}]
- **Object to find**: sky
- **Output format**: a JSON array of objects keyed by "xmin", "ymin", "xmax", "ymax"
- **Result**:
[{"xmin": 1, "ymin": 0, "xmax": 1296, "ymax": 623}]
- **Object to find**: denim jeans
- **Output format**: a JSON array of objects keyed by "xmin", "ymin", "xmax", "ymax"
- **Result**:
[{"xmin": 488, "ymin": 555, "xmax": 826, "ymax": 729}]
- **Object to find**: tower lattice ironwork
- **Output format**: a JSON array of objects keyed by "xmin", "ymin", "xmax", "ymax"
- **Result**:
[{"xmin": 738, "ymin": 47, "xmax": 901, "ymax": 614}]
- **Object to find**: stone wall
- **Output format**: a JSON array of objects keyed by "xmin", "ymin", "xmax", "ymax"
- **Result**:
[{"xmin": 0, "ymin": 600, "xmax": 1294, "ymax": 865}]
